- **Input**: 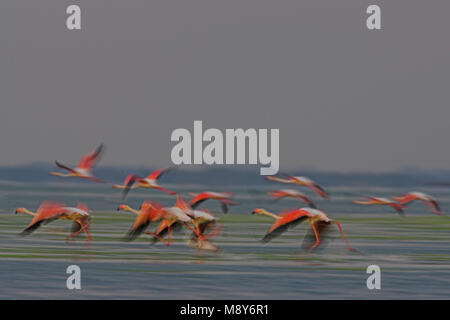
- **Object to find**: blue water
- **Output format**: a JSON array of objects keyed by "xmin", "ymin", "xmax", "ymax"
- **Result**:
[
  {"xmin": 1, "ymin": 181, "xmax": 449, "ymax": 215},
  {"xmin": 1, "ymin": 181, "xmax": 450, "ymax": 299}
]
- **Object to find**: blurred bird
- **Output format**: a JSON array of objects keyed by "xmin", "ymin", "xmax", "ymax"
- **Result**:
[
  {"xmin": 150, "ymin": 219, "xmax": 183, "ymax": 245},
  {"xmin": 49, "ymin": 144, "xmax": 104, "ymax": 182},
  {"xmin": 153, "ymin": 205, "xmax": 193, "ymax": 245},
  {"xmin": 16, "ymin": 201, "xmax": 92, "ymax": 242},
  {"xmin": 117, "ymin": 201, "xmax": 165, "ymax": 242},
  {"xmin": 265, "ymin": 175, "xmax": 328, "ymax": 198},
  {"xmin": 268, "ymin": 189, "xmax": 316, "ymax": 208},
  {"xmin": 188, "ymin": 191, "xmax": 235, "ymax": 213},
  {"xmin": 352, "ymin": 197, "xmax": 405, "ymax": 215},
  {"xmin": 251, "ymin": 207, "xmax": 356, "ymax": 252},
  {"xmin": 393, "ymin": 192, "xmax": 442, "ymax": 215},
  {"xmin": 149, "ymin": 196, "xmax": 194, "ymax": 245},
  {"xmin": 113, "ymin": 167, "xmax": 176, "ymax": 200},
  {"xmin": 175, "ymin": 196, "xmax": 222, "ymax": 251},
  {"xmin": 117, "ymin": 199, "xmax": 192, "ymax": 245}
]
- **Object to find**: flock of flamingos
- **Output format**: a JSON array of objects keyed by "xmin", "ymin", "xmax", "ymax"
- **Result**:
[{"xmin": 13, "ymin": 144, "xmax": 444, "ymax": 253}]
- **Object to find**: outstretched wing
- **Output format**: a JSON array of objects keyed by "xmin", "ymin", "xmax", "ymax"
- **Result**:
[
  {"xmin": 191, "ymin": 198, "xmax": 207, "ymax": 209},
  {"xmin": 426, "ymin": 200, "xmax": 442, "ymax": 215},
  {"xmin": 125, "ymin": 207, "xmax": 152, "ymax": 241},
  {"xmin": 55, "ymin": 161, "xmax": 77, "ymax": 174},
  {"xmin": 151, "ymin": 221, "xmax": 183, "ymax": 244},
  {"xmin": 393, "ymin": 194, "xmax": 417, "ymax": 205},
  {"xmin": 190, "ymin": 192, "xmax": 231, "ymax": 212},
  {"xmin": 310, "ymin": 183, "xmax": 329, "ymax": 198},
  {"xmin": 21, "ymin": 201, "xmax": 65, "ymax": 236},
  {"xmin": 76, "ymin": 202, "xmax": 89, "ymax": 213},
  {"xmin": 77, "ymin": 144, "xmax": 104, "ymax": 169},
  {"xmin": 121, "ymin": 174, "xmax": 142, "ymax": 200},
  {"xmin": 125, "ymin": 221, "xmax": 150, "ymax": 241},
  {"xmin": 146, "ymin": 167, "xmax": 173, "ymax": 181},
  {"xmin": 262, "ymin": 211, "xmax": 309, "ymax": 243},
  {"xmin": 262, "ymin": 223, "xmax": 290, "ymax": 243}
]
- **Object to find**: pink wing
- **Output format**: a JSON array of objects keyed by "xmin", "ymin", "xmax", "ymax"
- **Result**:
[
  {"xmin": 55, "ymin": 161, "xmax": 77, "ymax": 174},
  {"xmin": 120, "ymin": 174, "xmax": 144, "ymax": 200},
  {"xmin": 146, "ymin": 167, "xmax": 172, "ymax": 181},
  {"xmin": 77, "ymin": 144, "xmax": 104, "ymax": 169},
  {"xmin": 76, "ymin": 202, "xmax": 89, "ymax": 213},
  {"xmin": 21, "ymin": 201, "xmax": 66, "ymax": 235}
]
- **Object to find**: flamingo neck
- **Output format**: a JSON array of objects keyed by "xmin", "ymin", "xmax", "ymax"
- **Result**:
[
  {"xmin": 259, "ymin": 210, "xmax": 279, "ymax": 220},
  {"xmin": 269, "ymin": 176, "xmax": 292, "ymax": 184},
  {"xmin": 50, "ymin": 172, "xmax": 72, "ymax": 177},
  {"xmin": 127, "ymin": 207, "xmax": 140, "ymax": 215},
  {"xmin": 22, "ymin": 208, "xmax": 36, "ymax": 216}
]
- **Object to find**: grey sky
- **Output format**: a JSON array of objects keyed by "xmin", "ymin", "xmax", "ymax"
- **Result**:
[{"xmin": 0, "ymin": 1, "xmax": 449, "ymax": 172}]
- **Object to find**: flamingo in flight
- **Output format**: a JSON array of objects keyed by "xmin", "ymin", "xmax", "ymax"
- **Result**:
[
  {"xmin": 113, "ymin": 167, "xmax": 176, "ymax": 200},
  {"xmin": 251, "ymin": 207, "xmax": 356, "ymax": 252},
  {"xmin": 149, "ymin": 196, "xmax": 194, "ymax": 245},
  {"xmin": 49, "ymin": 144, "xmax": 104, "ymax": 182},
  {"xmin": 152, "ymin": 201, "xmax": 194, "ymax": 245},
  {"xmin": 393, "ymin": 192, "xmax": 442, "ymax": 215},
  {"xmin": 268, "ymin": 189, "xmax": 316, "ymax": 208},
  {"xmin": 16, "ymin": 201, "xmax": 92, "ymax": 242},
  {"xmin": 117, "ymin": 199, "xmax": 192, "ymax": 245},
  {"xmin": 117, "ymin": 201, "xmax": 167, "ymax": 243},
  {"xmin": 188, "ymin": 191, "xmax": 235, "ymax": 213},
  {"xmin": 352, "ymin": 197, "xmax": 405, "ymax": 215},
  {"xmin": 176, "ymin": 196, "xmax": 222, "ymax": 251},
  {"xmin": 265, "ymin": 175, "xmax": 328, "ymax": 198}
]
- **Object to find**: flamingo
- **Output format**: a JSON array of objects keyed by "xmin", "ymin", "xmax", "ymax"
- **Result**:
[
  {"xmin": 153, "ymin": 205, "xmax": 193, "ymax": 245},
  {"xmin": 188, "ymin": 191, "xmax": 235, "ymax": 213},
  {"xmin": 175, "ymin": 196, "xmax": 222, "ymax": 251},
  {"xmin": 393, "ymin": 192, "xmax": 442, "ymax": 215},
  {"xmin": 49, "ymin": 144, "xmax": 104, "ymax": 182},
  {"xmin": 352, "ymin": 197, "xmax": 405, "ymax": 215},
  {"xmin": 117, "ymin": 201, "xmax": 167, "ymax": 242},
  {"xmin": 268, "ymin": 189, "xmax": 316, "ymax": 208},
  {"xmin": 251, "ymin": 207, "xmax": 356, "ymax": 252},
  {"xmin": 113, "ymin": 167, "xmax": 176, "ymax": 200},
  {"xmin": 16, "ymin": 201, "xmax": 92, "ymax": 242},
  {"xmin": 117, "ymin": 199, "xmax": 192, "ymax": 245},
  {"xmin": 150, "ymin": 219, "xmax": 183, "ymax": 245},
  {"xmin": 265, "ymin": 175, "xmax": 328, "ymax": 198}
]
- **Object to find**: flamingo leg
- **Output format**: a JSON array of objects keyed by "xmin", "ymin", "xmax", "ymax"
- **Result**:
[
  {"xmin": 70, "ymin": 220, "xmax": 92, "ymax": 243},
  {"xmin": 78, "ymin": 220, "xmax": 91, "ymax": 239},
  {"xmin": 185, "ymin": 222, "xmax": 204, "ymax": 249},
  {"xmin": 309, "ymin": 222, "xmax": 321, "ymax": 251},
  {"xmin": 67, "ymin": 221, "xmax": 82, "ymax": 243},
  {"xmin": 199, "ymin": 225, "xmax": 221, "ymax": 252},
  {"xmin": 183, "ymin": 222, "xmax": 198, "ymax": 234},
  {"xmin": 144, "ymin": 231, "xmax": 166, "ymax": 244},
  {"xmin": 332, "ymin": 221, "xmax": 357, "ymax": 252},
  {"xmin": 203, "ymin": 224, "xmax": 222, "ymax": 240}
]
